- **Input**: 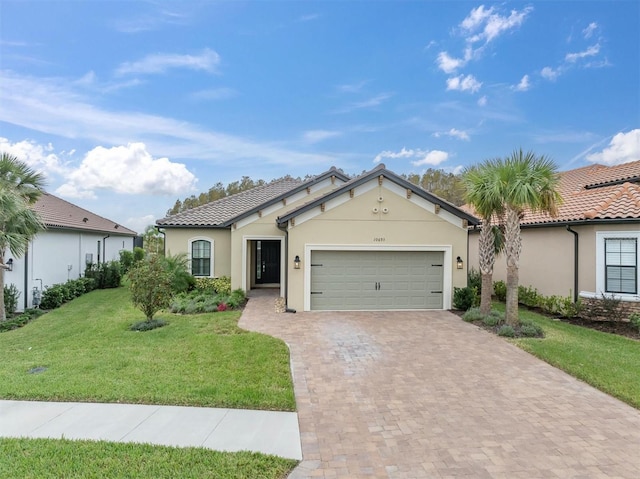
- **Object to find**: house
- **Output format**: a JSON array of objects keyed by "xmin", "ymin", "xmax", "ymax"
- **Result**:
[
  {"xmin": 4, "ymin": 193, "xmax": 137, "ymax": 311},
  {"xmin": 468, "ymin": 160, "xmax": 640, "ymax": 314},
  {"xmin": 157, "ymin": 164, "xmax": 479, "ymax": 311}
]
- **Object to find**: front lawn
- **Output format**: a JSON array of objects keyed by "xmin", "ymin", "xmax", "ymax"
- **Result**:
[
  {"xmin": 0, "ymin": 438, "xmax": 297, "ymax": 479},
  {"xmin": 0, "ymin": 287, "xmax": 295, "ymax": 411},
  {"xmin": 490, "ymin": 304, "xmax": 640, "ymax": 409}
]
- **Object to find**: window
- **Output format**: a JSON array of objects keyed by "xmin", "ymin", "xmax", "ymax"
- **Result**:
[
  {"xmin": 594, "ymin": 231, "xmax": 639, "ymax": 299},
  {"xmin": 191, "ymin": 240, "xmax": 211, "ymax": 277},
  {"xmin": 605, "ymin": 238, "xmax": 637, "ymax": 294}
]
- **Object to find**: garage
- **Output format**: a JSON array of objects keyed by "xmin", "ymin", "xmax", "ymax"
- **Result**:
[{"xmin": 310, "ymin": 250, "xmax": 444, "ymax": 310}]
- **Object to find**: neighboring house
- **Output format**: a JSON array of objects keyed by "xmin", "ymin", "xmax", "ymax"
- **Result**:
[
  {"xmin": 468, "ymin": 160, "xmax": 640, "ymax": 313},
  {"xmin": 3, "ymin": 193, "xmax": 137, "ymax": 311},
  {"xmin": 157, "ymin": 164, "xmax": 479, "ymax": 311}
]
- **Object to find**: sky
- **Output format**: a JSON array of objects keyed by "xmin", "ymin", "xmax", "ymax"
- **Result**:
[{"xmin": 1, "ymin": 1, "xmax": 639, "ymax": 234}]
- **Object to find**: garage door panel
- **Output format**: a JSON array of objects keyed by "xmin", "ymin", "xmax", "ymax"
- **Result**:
[{"xmin": 310, "ymin": 250, "xmax": 444, "ymax": 310}]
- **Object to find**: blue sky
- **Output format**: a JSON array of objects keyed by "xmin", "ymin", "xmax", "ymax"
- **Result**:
[{"xmin": 1, "ymin": 1, "xmax": 638, "ymax": 233}]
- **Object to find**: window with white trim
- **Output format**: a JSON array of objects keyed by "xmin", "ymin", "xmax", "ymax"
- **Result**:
[
  {"xmin": 191, "ymin": 240, "xmax": 211, "ymax": 277},
  {"xmin": 605, "ymin": 238, "xmax": 637, "ymax": 294},
  {"xmin": 595, "ymin": 231, "xmax": 640, "ymax": 299}
]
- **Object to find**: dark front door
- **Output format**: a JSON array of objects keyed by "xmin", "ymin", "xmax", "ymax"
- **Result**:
[{"xmin": 255, "ymin": 240, "xmax": 281, "ymax": 284}]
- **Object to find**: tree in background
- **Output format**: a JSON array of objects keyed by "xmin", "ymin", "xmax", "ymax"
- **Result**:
[
  {"xmin": 142, "ymin": 225, "xmax": 164, "ymax": 256},
  {"xmin": 0, "ymin": 153, "xmax": 46, "ymax": 321},
  {"xmin": 404, "ymin": 168, "xmax": 466, "ymax": 206},
  {"xmin": 480, "ymin": 150, "xmax": 561, "ymax": 325}
]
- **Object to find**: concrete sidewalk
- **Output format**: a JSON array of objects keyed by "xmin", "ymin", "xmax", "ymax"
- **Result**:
[{"xmin": 0, "ymin": 400, "xmax": 302, "ymax": 460}]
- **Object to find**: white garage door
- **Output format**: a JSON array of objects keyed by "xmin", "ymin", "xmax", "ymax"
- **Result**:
[{"xmin": 310, "ymin": 250, "xmax": 444, "ymax": 310}]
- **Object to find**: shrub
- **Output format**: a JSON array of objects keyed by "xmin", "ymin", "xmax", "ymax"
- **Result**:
[
  {"xmin": 520, "ymin": 323, "xmax": 544, "ymax": 337},
  {"xmin": 225, "ymin": 289, "xmax": 247, "ymax": 309},
  {"xmin": 630, "ymin": 313, "xmax": 640, "ymax": 332},
  {"xmin": 493, "ymin": 280, "xmax": 507, "ymax": 302},
  {"xmin": 119, "ymin": 250, "xmax": 135, "ymax": 273},
  {"xmin": 217, "ymin": 302, "xmax": 228, "ymax": 312},
  {"xmin": 468, "ymin": 268, "xmax": 482, "ymax": 294},
  {"xmin": 40, "ymin": 284, "xmax": 66, "ymax": 310},
  {"xmin": 127, "ymin": 256, "xmax": 173, "ymax": 321},
  {"xmin": 518, "ymin": 285, "xmax": 540, "ymax": 308},
  {"xmin": 483, "ymin": 315, "xmax": 500, "ymax": 327},
  {"xmin": 130, "ymin": 319, "xmax": 167, "ymax": 331},
  {"xmin": 85, "ymin": 261, "xmax": 122, "ymax": 289},
  {"xmin": 195, "ymin": 276, "xmax": 232, "ymax": 295},
  {"xmin": 3, "ymin": 283, "xmax": 20, "ymax": 316},
  {"xmin": 462, "ymin": 307, "xmax": 484, "ymax": 322},
  {"xmin": 0, "ymin": 309, "xmax": 45, "ymax": 332},
  {"xmin": 497, "ymin": 325, "xmax": 515, "ymax": 337},
  {"xmin": 453, "ymin": 286, "xmax": 479, "ymax": 311},
  {"xmin": 163, "ymin": 253, "xmax": 195, "ymax": 294}
]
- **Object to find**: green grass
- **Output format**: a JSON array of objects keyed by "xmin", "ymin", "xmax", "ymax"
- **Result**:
[
  {"xmin": 0, "ymin": 438, "xmax": 297, "ymax": 479},
  {"xmin": 492, "ymin": 303, "xmax": 640, "ymax": 409},
  {"xmin": 0, "ymin": 287, "xmax": 295, "ymax": 411}
]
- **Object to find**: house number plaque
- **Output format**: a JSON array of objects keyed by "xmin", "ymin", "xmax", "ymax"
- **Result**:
[{"xmin": 373, "ymin": 237, "xmax": 386, "ymax": 242}]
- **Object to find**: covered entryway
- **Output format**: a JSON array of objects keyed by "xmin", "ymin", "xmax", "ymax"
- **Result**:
[
  {"xmin": 309, "ymin": 250, "xmax": 444, "ymax": 310},
  {"xmin": 253, "ymin": 240, "xmax": 281, "ymax": 286}
]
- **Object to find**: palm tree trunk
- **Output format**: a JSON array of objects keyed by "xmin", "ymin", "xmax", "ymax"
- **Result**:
[
  {"xmin": 0, "ymin": 259, "xmax": 6, "ymax": 322},
  {"xmin": 504, "ymin": 207, "xmax": 521, "ymax": 325},
  {"xmin": 478, "ymin": 219, "xmax": 495, "ymax": 315}
]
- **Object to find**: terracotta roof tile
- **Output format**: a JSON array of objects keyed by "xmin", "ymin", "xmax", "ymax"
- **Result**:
[
  {"xmin": 521, "ymin": 160, "xmax": 640, "ymax": 225},
  {"xmin": 33, "ymin": 193, "xmax": 137, "ymax": 235}
]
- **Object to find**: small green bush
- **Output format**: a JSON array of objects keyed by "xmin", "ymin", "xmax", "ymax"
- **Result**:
[
  {"xmin": 462, "ymin": 307, "xmax": 484, "ymax": 322},
  {"xmin": 40, "ymin": 284, "xmax": 66, "ymax": 309},
  {"xmin": 518, "ymin": 285, "xmax": 540, "ymax": 308},
  {"xmin": 483, "ymin": 315, "xmax": 500, "ymax": 327},
  {"xmin": 520, "ymin": 323, "xmax": 544, "ymax": 337},
  {"xmin": 468, "ymin": 268, "xmax": 482, "ymax": 294},
  {"xmin": 630, "ymin": 313, "xmax": 640, "ymax": 332},
  {"xmin": 493, "ymin": 280, "xmax": 507, "ymax": 302},
  {"xmin": 130, "ymin": 319, "xmax": 168, "ymax": 331},
  {"xmin": 497, "ymin": 325, "xmax": 515, "ymax": 337},
  {"xmin": 195, "ymin": 276, "xmax": 232, "ymax": 295},
  {"xmin": 3, "ymin": 283, "xmax": 20, "ymax": 316},
  {"xmin": 453, "ymin": 286, "xmax": 479, "ymax": 311},
  {"xmin": 85, "ymin": 261, "xmax": 122, "ymax": 289},
  {"xmin": 0, "ymin": 309, "xmax": 45, "ymax": 332}
]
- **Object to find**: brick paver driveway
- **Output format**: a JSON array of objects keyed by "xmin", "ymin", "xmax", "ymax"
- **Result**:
[{"xmin": 240, "ymin": 291, "xmax": 640, "ymax": 478}]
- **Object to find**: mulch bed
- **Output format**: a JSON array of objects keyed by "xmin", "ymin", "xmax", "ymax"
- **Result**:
[{"xmin": 452, "ymin": 308, "xmax": 640, "ymax": 341}]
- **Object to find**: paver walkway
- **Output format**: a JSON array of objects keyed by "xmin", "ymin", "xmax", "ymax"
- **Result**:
[{"xmin": 240, "ymin": 290, "xmax": 640, "ymax": 478}]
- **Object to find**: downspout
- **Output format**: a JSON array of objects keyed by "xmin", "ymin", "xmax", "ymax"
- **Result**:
[
  {"xmin": 277, "ymin": 221, "xmax": 295, "ymax": 312},
  {"xmin": 23, "ymin": 246, "xmax": 29, "ymax": 310},
  {"xmin": 102, "ymin": 235, "xmax": 110, "ymax": 264},
  {"xmin": 566, "ymin": 225, "xmax": 579, "ymax": 302},
  {"xmin": 155, "ymin": 227, "xmax": 166, "ymax": 256}
]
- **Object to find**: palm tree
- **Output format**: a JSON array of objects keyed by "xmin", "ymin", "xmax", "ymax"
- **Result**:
[
  {"xmin": 0, "ymin": 153, "xmax": 46, "ymax": 321},
  {"xmin": 462, "ymin": 163, "xmax": 504, "ymax": 315},
  {"xmin": 482, "ymin": 150, "xmax": 561, "ymax": 325}
]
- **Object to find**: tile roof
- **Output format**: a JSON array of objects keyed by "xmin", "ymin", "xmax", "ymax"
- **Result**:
[
  {"xmin": 32, "ymin": 193, "xmax": 137, "ymax": 235},
  {"xmin": 156, "ymin": 178, "xmax": 305, "ymax": 227},
  {"xmin": 521, "ymin": 160, "xmax": 640, "ymax": 225}
]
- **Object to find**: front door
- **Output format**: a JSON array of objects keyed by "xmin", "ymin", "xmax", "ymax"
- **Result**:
[{"xmin": 255, "ymin": 240, "xmax": 281, "ymax": 284}]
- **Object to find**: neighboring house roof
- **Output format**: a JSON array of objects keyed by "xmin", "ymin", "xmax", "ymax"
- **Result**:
[
  {"xmin": 157, "ymin": 167, "xmax": 351, "ymax": 228},
  {"xmin": 522, "ymin": 160, "xmax": 640, "ymax": 225},
  {"xmin": 277, "ymin": 163, "xmax": 480, "ymax": 226},
  {"xmin": 32, "ymin": 192, "xmax": 137, "ymax": 235}
]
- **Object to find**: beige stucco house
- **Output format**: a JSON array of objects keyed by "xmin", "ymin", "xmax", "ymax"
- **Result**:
[
  {"xmin": 468, "ymin": 160, "xmax": 640, "ymax": 312},
  {"xmin": 157, "ymin": 165, "xmax": 479, "ymax": 311}
]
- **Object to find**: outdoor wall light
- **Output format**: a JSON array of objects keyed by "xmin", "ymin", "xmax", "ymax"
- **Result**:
[
  {"xmin": 294, "ymin": 255, "xmax": 301, "ymax": 269},
  {"xmin": 456, "ymin": 256, "xmax": 464, "ymax": 270}
]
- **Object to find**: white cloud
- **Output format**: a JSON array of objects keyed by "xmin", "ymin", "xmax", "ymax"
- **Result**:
[
  {"xmin": 0, "ymin": 71, "xmax": 336, "ymax": 168},
  {"xmin": 461, "ymin": 5, "xmax": 533, "ymax": 45},
  {"xmin": 115, "ymin": 48, "xmax": 220, "ymax": 76},
  {"xmin": 541, "ymin": 66, "xmax": 559, "ymax": 81},
  {"xmin": 125, "ymin": 214, "xmax": 157, "ymax": 234},
  {"xmin": 336, "ymin": 80, "xmax": 369, "ymax": 93},
  {"xmin": 446, "ymin": 74, "xmax": 482, "ymax": 93},
  {"xmin": 583, "ymin": 22, "xmax": 598, "ymax": 39},
  {"xmin": 302, "ymin": 130, "xmax": 342, "ymax": 144},
  {"xmin": 477, "ymin": 95, "xmax": 488, "ymax": 106},
  {"xmin": 412, "ymin": 150, "xmax": 449, "ymax": 167},
  {"xmin": 434, "ymin": 128, "xmax": 470, "ymax": 141},
  {"xmin": 373, "ymin": 147, "xmax": 449, "ymax": 167},
  {"xmin": 298, "ymin": 13, "xmax": 320, "ymax": 22},
  {"xmin": 436, "ymin": 51, "xmax": 465, "ymax": 74},
  {"xmin": 57, "ymin": 143, "xmax": 197, "ymax": 198},
  {"xmin": 334, "ymin": 92, "xmax": 394, "ymax": 113},
  {"xmin": 0, "ymin": 137, "xmax": 66, "ymax": 176},
  {"xmin": 565, "ymin": 43, "xmax": 600, "ymax": 63},
  {"xmin": 586, "ymin": 130, "xmax": 640, "ymax": 165},
  {"xmin": 514, "ymin": 74, "xmax": 531, "ymax": 91}
]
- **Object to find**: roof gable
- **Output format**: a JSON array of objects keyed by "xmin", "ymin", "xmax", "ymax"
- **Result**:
[
  {"xmin": 277, "ymin": 164, "xmax": 479, "ymax": 226},
  {"xmin": 156, "ymin": 167, "xmax": 350, "ymax": 228},
  {"xmin": 33, "ymin": 193, "xmax": 137, "ymax": 235}
]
